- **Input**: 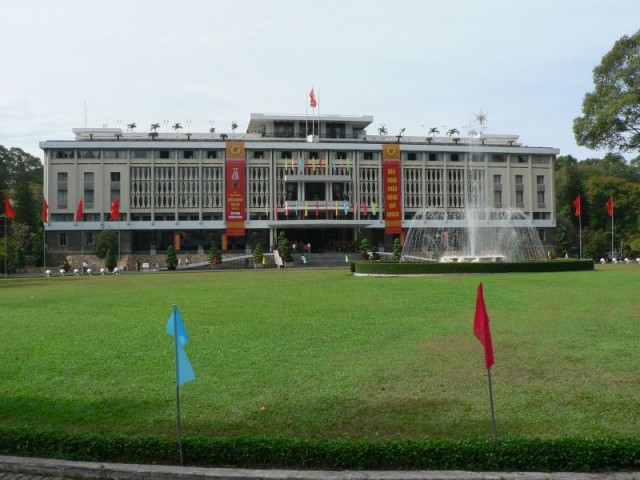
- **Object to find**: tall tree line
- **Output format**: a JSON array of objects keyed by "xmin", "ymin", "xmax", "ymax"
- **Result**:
[{"xmin": 1, "ymin": 146, "xmax": 44, "ymax": 273}]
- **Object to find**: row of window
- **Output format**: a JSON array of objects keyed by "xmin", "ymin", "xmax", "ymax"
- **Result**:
[{"xmin": 51, "ymin": 149, "xmax": 551, "ymax": 164}]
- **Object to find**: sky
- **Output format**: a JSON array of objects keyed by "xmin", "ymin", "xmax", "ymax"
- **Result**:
[{"xmin": 1, "ymin": 0, "xmax": 639, "ymax": 162}]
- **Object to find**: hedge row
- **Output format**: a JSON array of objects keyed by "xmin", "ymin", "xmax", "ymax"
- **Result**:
[
  {"xmin": 351, "ymin": 259, "xmax": 595, "ymax": 275},
  {"xmin": 0, "ymin": 427, "xmax": 638, "ymax": 471}
]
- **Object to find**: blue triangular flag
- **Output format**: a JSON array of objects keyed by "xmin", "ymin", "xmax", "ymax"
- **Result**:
[{"xmin": 166, "ymin": 305, "xmax": 195, "ymax": 386}]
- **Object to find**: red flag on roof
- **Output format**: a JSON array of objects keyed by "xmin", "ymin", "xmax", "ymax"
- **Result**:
[
  {"xmin": 110, "ymin": 197, "xmax": 120, "ymax": 221},
  {"xmin": 309, "ymin": 88, "xmax": 317, "ymax": 108},
  {"xmin": 473, "ymin": 283, "xmax": 495, "ymax": 370},
  {"xmin": 4, "ymin": 196, "xmax": 16, "ymax": 219},
  {"xmin": 573, "ymin": 195, "xmax": 580, "ymax": 217},
  {"xmin": 606, "ymin": 197, "xmax": 613, "ymax": 217},
  {"xmin": 75, "ymin": 199, "xmax": 84, "ymax": 222}
]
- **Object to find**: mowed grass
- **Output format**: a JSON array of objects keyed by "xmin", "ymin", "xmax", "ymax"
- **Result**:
[{"xmin": 0, "ymin": 265, "xmax": 638, "ymax": 441}]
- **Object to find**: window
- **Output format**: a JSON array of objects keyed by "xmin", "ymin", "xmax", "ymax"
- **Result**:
[
  {"xmin": 491, "ymin": 154, "xmax": 506, "ymax": 162},
  {"xmin": 85, "ymin": 232, "xmax": 94, "ymax": 246},
  {"xmin": 133, "ymin": 150, "xmax": 150, "ymax": 159},
  {"xmin": 158, "ymin": 150, "xmax": 171, "ymax": 159},
  {"xmin": 84, "ymin": 172, "xmax": 94, "ymax": 186},
  {"xmin": 57, "ymin": 189, "xmax": 68, "ymax": 209},
  {"xmin": 206, "ymin": 150, "xmax": 218, "ymax": 159},
  {"xmin": 253, "ymin": 151, "xmax": 265, "ymax": 159},
  {"xmin": 428, "ymin": 153, "xmax": 440, "ymax": 161},
  {"xmin": 58, "ymin": 172, "xmax": 69, "ymax": 208},
  {"xmin": 104, "ymin": 150, "xmax": 127, "ymax": 159},
  {"xmin": 494, "ymin": 190, "xmax": 502, "ymax": 206},
  {"xmin": 450, "ymin": 153, "xmax": 460, "ymax": 161},
  {"xmin": 54, "ymin": 151, "xmax": 74, "ymax": 159},
  {"xmin": 517, "ymin": 155, "xmax": 527, "ymax": 163},
  {"xmin": 493, "ymin": 174, "xmax": 501, "ymax": 185},
  {"xmin": 57, "ymin": 172, "xmax": 68, "ymax": 189},
  {"xmin": 58, "ymin": 233, "xmax": 67, "ymax": 246},
  {"xmin": 181, "ymin": 150, "xmax": 196, "ymax": 159},
  {"xmin": 305, "ymin": 182, "xmax": 325, "ymax": 201},
  {"xmin": 407, "ymin": 152, "xmax": 417, "ymax": 161},
  {"xmin": 537, "ymin": 190, "xmax": 545, "ymax": 206},
  {"xmin": 280, "ymin": 151, "xmax": 292, "ymax": 159},
  {"xmin": 332, "ymin": 183, "xmax": 346, "ymax": 201},
  {"xmin": 363, "ymin": 152, "xmax": 374, "ymax": 160},
  {"xmin": 516, "ymin": 190, "xmax": 524, "ymax": 207},
  {"xmin": 537, "ymin": 175, "xmax": 544, "ymax": 185},
  {"xmin": 515, "ymin": 175, "xmax": 523, "ymax": 185},
  {"xmin": 538, "ymin": 229, "xmax": 546, "ymax": 242},
  {"xmin": 274, "ymin": 121, "xmax": 294, "ymax": 138}
]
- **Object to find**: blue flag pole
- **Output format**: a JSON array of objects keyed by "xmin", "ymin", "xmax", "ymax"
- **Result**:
[{"xmin": 172, "ymin": 304, "xmax": 185, "ymax": 466}]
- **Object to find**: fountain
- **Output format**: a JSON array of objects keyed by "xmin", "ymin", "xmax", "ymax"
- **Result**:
[{"xmin": 401, "ymin": 206, "xmax": 547, "ymax": 263}]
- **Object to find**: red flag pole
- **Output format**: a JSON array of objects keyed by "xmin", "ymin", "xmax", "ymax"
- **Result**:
[{"xmin": 487, "ymin": 368, "xmax": 497, "ymax": 444}]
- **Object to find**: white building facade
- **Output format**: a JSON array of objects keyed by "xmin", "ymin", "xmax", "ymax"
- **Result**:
[{"xmin": 40, "ymin": 113, "xmax": 558, "ymax": 257}]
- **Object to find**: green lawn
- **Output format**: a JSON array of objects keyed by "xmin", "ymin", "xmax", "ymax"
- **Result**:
[{"xmin": 1, "ymin": 265, "xmax": 638, "ymax": 441}]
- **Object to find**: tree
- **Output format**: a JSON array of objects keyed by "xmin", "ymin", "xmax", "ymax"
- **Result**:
[
  {"xmin": 127, "ymin": 123, "xmax": 137, "ymax": 132},
  {"xmin": 231, "ymin": 121, "xmax": 238, "ymax": 132},
  {"xmin": 172, "ymin": 123, "xmax": 183, "ymax": 132},
  {"xmin": 150, "ymin": 123, "xmax": 160, "ymax": 132},
  {"xmin": 252, "ymin": 242, "xmax": 264, "ymax": 264},
  {"xmin": 428, "ymin": 127, "xmax": 440, "ymax": 136},
  {"xmin": 391, "ymin": 237, "xmax": 403, "ymax": 262},
  {"xmin": 378, "ymin": 124, "xmax": 387, "ymax": 135},
  {"xmin": 105, "ymin": 248, "xmax": 117, "ymax": 272},
  {"xmin": 166, "ymin": 245, "xmax": 178, "ymax": 270},
  {"xmin": 574, "ymin": 30, "xmax": 640, "ymax": 153},
  {"xmin": 209, "ymin": 242, "xmax": 222, "ymax": 267},
  {"xmin": 447, "ymin": 128, "xmax": 459, "ymax": 137},
  {"xmin": 277, "ymin": 231, "xmax": 293, "ymax": 263},
  {"xmin": 92, "ymin": 230, "xmax": 117, "ymax": 259}
]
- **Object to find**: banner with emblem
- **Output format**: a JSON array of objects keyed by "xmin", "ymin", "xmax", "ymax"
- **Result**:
[
  {"xmin": 382, "ymin": 143, "xmax": 402, "ymax": 234},
  {"xmin": 225, "ymin": 141, "xmax": 246, "ymax": 237}
]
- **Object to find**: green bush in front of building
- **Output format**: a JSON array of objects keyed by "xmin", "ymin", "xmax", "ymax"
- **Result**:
[{"xmin": 166, "ymin": 245, "xmax": 178, "ymax": 270}]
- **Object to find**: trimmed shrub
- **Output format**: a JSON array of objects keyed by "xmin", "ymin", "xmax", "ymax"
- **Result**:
[{"xmin": 352, "ymin": 259, "xmax": 595, "ymax": 275}]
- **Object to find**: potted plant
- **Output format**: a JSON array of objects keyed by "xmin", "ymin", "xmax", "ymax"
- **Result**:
[{"xmin": 166, "ymin": 245, "xmax": 178, "ymax": 270}]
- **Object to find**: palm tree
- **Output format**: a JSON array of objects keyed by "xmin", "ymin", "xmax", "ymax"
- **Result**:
[
  {"xmin": 127, "ymin": 122, "xmax": 137, "ymax": 132},
  {"xmin": 378, "ymin": 124, "xmax": 387, "ymax": 135},
  {"xmin": 428, "ymin": 127, "xmax": 440, "ymax": 136},
  {"xmin": 231, "ymin": 121, "xmax": 238, "ymax": 132},
  {"xmin": 396, "ymin": 127, "xmax": 406, "ymax": 142},
  {"xmin": 150, "ymin": 123, "xmax": 160, "ymax": 132},
  {"xmin": 148, "ymin": 132, "xmax": 159, "ymax": 140},
  {"xmin": 172, "ymin": 123, "xmax": 183, "ymax": 132},
  {"xmin": 209, "ymin": 127, "xmax": 216, "ymax": 133},
  {"xmin": 447, "ymin": 128, "xmax": 459, "ymax": 137},
  {"xmin": 220, "ymin": 133, "xmax": 228, "ymax": 140}
]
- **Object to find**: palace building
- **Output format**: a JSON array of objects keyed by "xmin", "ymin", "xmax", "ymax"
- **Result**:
[{"xmin": 40, "ymin": 113, "xmax": 558, "ymax": 257}]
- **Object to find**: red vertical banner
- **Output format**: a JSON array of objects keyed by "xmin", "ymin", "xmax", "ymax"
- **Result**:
[
  {"xmin": 382, "ymin": 144, "xmax": 402, "ymax": 234},
  {"xmin": 225, "ymin": 141, "xmax": 246, "ymax": 237}
]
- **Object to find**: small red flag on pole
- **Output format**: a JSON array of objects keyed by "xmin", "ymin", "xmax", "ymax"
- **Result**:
[
  {"xmin": 606, "ymin": 197, "xmax": 613, "ymax": 217},
  {"xmin": 110, "ymin": 197, "xmax": 120, "ymax": 221},
  {"xmin": 4, "ymin": 197, "xmax": 16, "ymax": 219},
  {"xmin": 474, "ymin": 283, "xmax": 495, "ymax": 369},
  {"xmin": 573, "ymin": 195, "xmax": 581, "ymax": 217},
  {"xmin": 473, "ymin": 282, "xmax": 497, "ymax": 442},
  {"xmin": 42, "ymin": 199, "xmax": 49, "ymax": 223},
  {"xmin": 75, "ymin": 199, "xmax": 84, "ymax": 222}
]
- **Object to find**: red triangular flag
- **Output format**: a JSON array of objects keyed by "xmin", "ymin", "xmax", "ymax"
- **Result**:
[
  {"xmin": 75, "ymin": 199, "xmax": 84, "ymax": 222},
  {"xmin": 42, "ymin": 199, "xmax": 49, "ymax": 223},
  {"xmin": 606, "ymin": 197, "xmax": 613, "ymax": 217},
  {"xmin": 473, "ymin": 283, "xmax": 495, "ymax": 370},
  {"xmin": 309, "ymin": 88, "xmax": 317, "ymax": 108},
  {"xmin": 4, "ymin": 196, "xmax": 16, "ymax": 219},
  {"xmin": 110, "ymin": 197, "xmax": 120, "ymax": 221},
  {"xmin": 573, "ymin": 195, "xmax": 580, "ymax": 217}
]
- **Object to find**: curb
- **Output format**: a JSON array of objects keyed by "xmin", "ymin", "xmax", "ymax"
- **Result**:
[{"xmin": 1, "ymin": 456, "xmax": 639, "ymax": 480}]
